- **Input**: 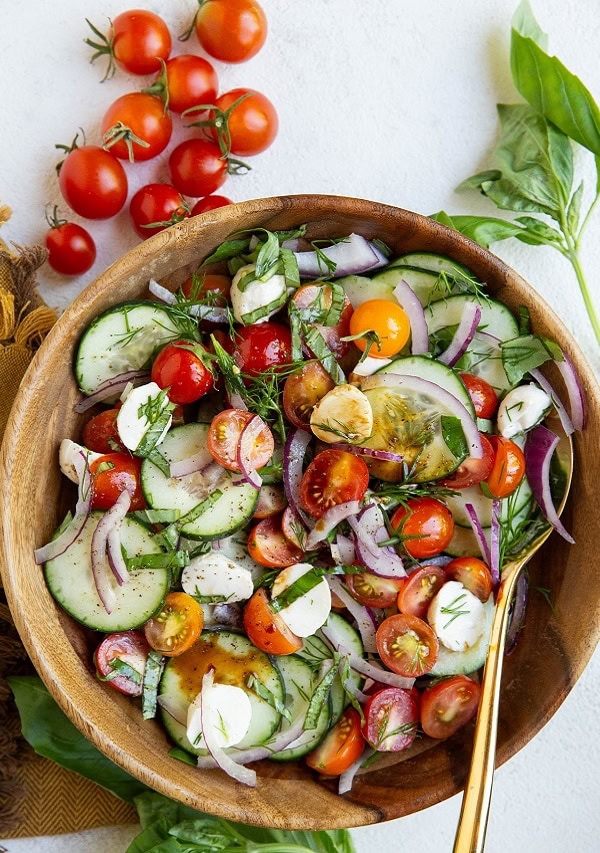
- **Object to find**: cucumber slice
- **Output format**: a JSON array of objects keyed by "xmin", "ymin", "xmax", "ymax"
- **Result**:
[
  {"xmin": 337, "ymin": 273, "xmax": 392, "ymax": 308},
  {"xmin": 446, "ymin": 476, "xmax": 533, "ymax": 529},
  {"xmin": 75, "ymin": 302, "xmax": 182, "ymax": 396},
  {"xmin": 44, "ymin": 512, "xmax": 168, "ymax": 632},
  {"xmin": 159, "ymin": 630, "xmax": 283, "ymax": 756},
  {"xmin": 141, "ymin": 423, "xmax": 258, "ymax": 540},
  {"xmin": 387, "ymin": 252, "xmax": 474, "ymax": 282},
  {"xmin": 445, "ymin": 524, "xmax": 486, "ymax": 558},
  {"xmin": 429, "ymin": 594, "xmax": 495, "ymax": 676},
  {"xmin": 376, "ymin": 354, "xmax": 474, "ymax": 414},
  {"xmin": 371, "ymin": 268, "xmax": 441, "ymax": 306},
  {"xmin": 270, "ymin": 655, "xmax": 331, "ymax": 761}
]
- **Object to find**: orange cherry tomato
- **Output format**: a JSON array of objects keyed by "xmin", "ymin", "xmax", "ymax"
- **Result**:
[
  {"xmin": 444, "ymin": 556, "xmax": 493, "ymax": 602},
  {"xmin": 243, "ymin": 587, "xmax": 302, "ymax": 655},
  {"xmin": 376, "ymin": 613, "xmax": 439, "ymax": 677},
  {"xmin": 420, "ymin": 675, "xmax": 481, "ymax": 739},
  {"xmin": 143, "ymin": 592, "xmax": 203, "ymax": 657},
  {"xmin": 349, "ymin": 299, "xmax": 411, "ymax": 358},
  {"xmin": 306, "ymin": 708, "xmax": 365, "ymax": 775},
  {"xmin": 396, "ymin": 564, "xmax": 446, "ymax": 618},
  {"xmin": 483, "ymin": 435, "xmax": 526, "ymax": 499},
  {"xmin": 207, "ymin": 409, "xmax": 274, "ymax": 472},
  {"xmin": 390, "ymin": 497, "xmax": 454, "ymax": 559}
]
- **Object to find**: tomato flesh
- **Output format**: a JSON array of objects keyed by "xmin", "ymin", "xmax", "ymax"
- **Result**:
[
  {"xmin": 299, "ymin": 449, "xmax": 369, "ymax": 519},
  {"xmin": 151, "ymin": 340, "xmax": 215, "ymax": 404},
  {"xmin": 445, "ymin": 556, "xmax": 493, "ymax": 602},
  {"xmin": 243, "ymin": 587, "xmax": 302, "ymax": 655},
  {"xmin": 438, "ymin": 433, "xmax": 494, "ymax": 489},
  {"xmin": 420, "ymin": 675, "xmax": 481, "ymax": 739},
  {"xmin": 346, "ymin": 572, "xmax": 404, "ymax": 609},
  {"xmin": 94, "ymin": 630, "xmax": 150, "ymax": 695},
  {"xmin": 82, "ymin": 408, "xmax": 124, "ymax": 454},
  {"xmin": 396, "ymin": 564, "xmax": 446, "ymax": 618},
  {"xmin": 376, "ymin": 613, "xmax": 439, "ymax": 677},
  {"xmin": 362, "ymin": 687, "xmax": 419, "ymax": 751},
  {"xmin": 247, "ymin": 514, "xmax": 304, "ymax": 568},
  {"xmin": 144, "ymin": 592, "xmax": 203, "ymax": 657},
  {"xmin": 390, "ymin": 497, "xmax": 454, "ymax": 558},
  {"xmin": 207, "ymin": 408, "xmax": 274, "ymax": 471},
  {"xmin": 89, "ymin": 452, "xmax": 145, "ymax": 511},
  {"xmin": 306, "ymin": 708, "xmax": 365, "ymax": 775},
  {"xmin": 483, "ymin": 435, "xmax": 526, "ymax": 498},
  {"xmin": 291, "ymin": 284, "xmax": 354, "ymax": 368}
]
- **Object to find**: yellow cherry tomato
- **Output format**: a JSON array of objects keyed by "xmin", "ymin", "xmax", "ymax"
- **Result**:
[{"xmin": 348, "ymin": 299, "xmax": 411, "ymax": 358}]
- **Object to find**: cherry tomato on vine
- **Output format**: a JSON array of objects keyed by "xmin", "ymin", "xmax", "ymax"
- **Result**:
[
  {"xmin": 151, "ymin": 340, "xmax": 215, "ymax": 404},
  {"xmin": 102, "ymin": 93, "xmax": 172, "ymax": 162},
  {"xmin": 191, "ymin": 0, "xmax": 267, "ymax": 63},
  {"xmin": 89, "ymin": 452, "xmax": 145, "ymax": 511},
  {"xmin": 86, "ymin": 10, "xmax": 172, "ymax": 79},
  {"xmin": 306, "ymin": 708, "xmax": 365, "ymax": 775},
  {"xmin": 144, "ymin": 592, "xmax": 203, "ymax": 656},
  {"xmin": 299, "ymin": 449, "xmax": 369, "ymax": 519},
  {"xmin": 207, "ymin": 408, "xmax": 274, "ymax": 471},
  {"xmin": 376, "ymin": 613, "xmax": 439, "ymax": 677},
  {"xmin": 460, "ymin": 372, "xmax": 498, "ymax": 419},
  {"xmin": 208, "ymin": 88, "xmax": 278, "ymax": 156},
  {"xmin": 243, "ymin": 587, "xmax": 302, "ymax": 655},
  {"xmin": 94, "ymin": 630, "xmax": 150, "ymax": 696},
  {"xmin": 420, "ymin": 675, "xmax": 481, "ymax": 739},
  {"xmin": 82, "ymin": 408, "xmax": 124, "ymax": 454},
  {"xmin": 247, "ymin": 514, "xmax": 304, "ymax": 568},
  {"xmin": 361, "ymin": 687, "xmax": 419, "ymax": 751},
  {"xmin": 150, "ymin": 54, "xmax": 218, "ymax": 114},
  {"xmin": 283, "ymin": 362, "xmax": 335, "ymax": 430},
  {"xmin": 233, "ymin": 322, "xmax": 292, "ymax": 376},
  {"xmin": 390, "ymin": 497, "xmax": 455, "ymax": 559},
  {"xmin": 129, "ymin": 184, "xmax": 190, "ymax": 239},
  {"xmin": 349, "ymin": 298, "xmax": 411, "ymax": 358},
  {"xmin": 396, "ymin": 564, "xmax": 446, "ymax": 618},
  {"xmin": 168, "ymin": 138, "xmax": 228, "ymax": 198},
  {"xmin": 191, "ymin": 195, "xmax": 233, "ymax": 215},
  {"xmin": 483, "ymin": 434, "xmax": 526, "ymax": 499},
  {"xmin": 444, "ymin": 556, "xmax": 493, "ymax": 602},
  {"xmin": 58, "ymin": 143, "xmax": 128, "ymax": 220},
  {"xmin": 45, "ymin": 210, "xmax": 96, "ymax": 276},
  {"xmin": 438, "ymin": 432, "xmax": 494, "ymax": 489},
  {"xmin": 346, "ymin": 572, "xmax": 404, "ymax": 609}
]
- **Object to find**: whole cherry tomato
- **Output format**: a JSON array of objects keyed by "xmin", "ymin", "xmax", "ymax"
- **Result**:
[
  {"xmin": 129, "ymin": 184, "xmax": 190, "ymax": 239},
  {"xmin": 89, "ymin": 453, "xmax": 145, "ymax": 511},
  {"xmin": 152, "ymin": 53, "xmax": 218, "ymax": 114},
  {"xmin": 86, "ymin": 10, "xmax": 172, "ymax": 79},
  {"xmin": 58, "ymin": 143, "xmax": 128, "ymax": 220},
  {"xmin": 208, "ymin": 88, "xmax": 278, "ymax": 156},
  {"xmin": 192, "ymin": 0, "xmax": 267, "ymax": 63},
  {"xmin": 460, "ymin": 372, "xmax": 499, "ymax": 419},
  {"xmin": 191, "ymin": 195, "xmax": 233, "ymax": 215},
  {"xmin": 151, "ymin": 340, "xmax": 214, "ymax": 404},
  {"xmin": 233, "ymin": 322, "xmax": 292, "ymax": 376},
  {"xmin": 390, "ymin": 497, "xmax": 455, "ymax": 559},
  {"xmin": 82, "ymin": 408, "xmax": 124, "ymax": 454},
  {"xmin": 102, "ymin": 93, "xmax": 173, "ymax": 162},
  {"xmin": 45, "ymin": 210, "xmax": 96, "ymax": 275},
  {"xmin": 168, "ymin": 138, "xmax": 228, "ymax": 198}
]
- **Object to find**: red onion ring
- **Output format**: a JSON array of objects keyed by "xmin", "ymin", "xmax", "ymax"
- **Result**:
[
  {"xmin": 34, "ymin": 457, "xmax": 92, "ymax": 564},
  {"xmin": 148, "ymin": 278, "xmax": 177, "ymax": 305},
  {"xmin": 338, "ymin": 747, "xmax": 375, "ymax": 795},
  {"xmin": 464, "ymin": 502, "xmax": 492, "ymax": 565},
  {"xmin": 91, "ymin": 489, "xmax": 132, "ymax": 607},
  {"xmin": 347, "ymin": 504, "xmax": 406, "ymax": 578},
  {"xmin": 294, "ymin": 233, "xmax": 384, "ymax": 278},
  {"xmin": 327, "ymin": 576, "xmax": 378, "ymax": 653},
  {"xmin": 529, "ymin": 368, "xmax": 575, "ymax": 436},
  {"xmin": 329, "ymin": 442, "xmax": 405, "ymax": 464},
  {"xmin": 438, "ymin": 303, "xmax": 482, "ymax": 367},
  {"xmin": 525, "ymin": 425, "xmax": 575, "ymax": 543},
  {"xmin": 330, "ymin": 533, "xmax": 356, "ymax": 566},
  {"xmin": 236, "ymin": 415, "xmax": 265, "ymax": 490},
  {"xmin": 157, "ymin": 693, "xmax": 187, "ymax": 726},
  {"xmin": 169, "ymin": 451, "xmax": 215, "ymax": 479},
  {"xmin": 392, "ymin": 280, "xmax": 429, "ymax": 355},
  {"xmin": 489, "ymin": 500, "xmax": 501, "ymax": 586},
  {"xmin": 304, "ymin": 500, "xmax": 361, "ymax": 551},
  {"xmin": 555, "ymin": 354, "xmax": 585, "ymax": 431},
  {"xmin": 282, "ymin": 429, "xmax": 314, "ymax": 527},
  {"xmin": 74, "ymin": 370, "xmax": 151, "ymax": 413}
]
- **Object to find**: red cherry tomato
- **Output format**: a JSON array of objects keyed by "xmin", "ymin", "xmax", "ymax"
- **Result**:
[
  {"xmin": 280, "ymin": 505, "xmax": 307, "ymax": 549},
  {"xmin": 444, "ymin": 556, "xmax": 493, "ymax": 602},
  {"xmin": 45, "ymin": 220, "xmax": 96, "ymax": 276},
  {"xmin": 420, "ymin": 675, "xmax": 481, "ymax": 739},
  {"xmin": 191, "ymin": 195, "xmax": 233, "ymax": 215},
  {"xmin": 438, "ymin": 433, "xmax": 494, "ymax": 489},
  {"xmin": 182, "ymin": 272, "xmax": 232, "ymax": 305},
  {"xmin": 159, "ymin": 54, "xmax": 218, "ymax": 114},
  {"xmin": 94, "ymin": 630, "xmax": 150, "ymax": 696},
  {"xmin": 376, "ymin": 613, "xmax": 439, "ymax": 677},
  {"xmin": 129, "ymin": 184, "xmax": 190, "ymax": 240},
  {"xmin": 246, "ymin": 514, "xmax": 304, "ymax": 568},
  {"xmin": 291, "ymin": 284, "xmax": 354, "ymax": 367},
  {"xmin": 102, "ymin": 93, "xmax": 173, "ymax": 162},
  {"xmin": 483, "ymin": 435, "xmax": 526, "ymax": 499},
  {"xmin": 346, "ymin": 572, "xmax": 404, "ymax": 609},
  {"xmin": 282, "ymin": 362, "xmax": 335, "ymax": 430},
  {"xmin": 243, "ymin": 587, "xmax": 302, "ymax": 655},
  {"xmin": 86, "ymin": 10, "xmax": 172, "ymax": 78},
  {"xmin": 306, "ymin": 708, "xmax": 365, "ymax": 775},
  {"xmin": 89, "ymin": 452, "xmax": 146, "ymax": 511},
  {"xmin": 233, "ymin": 322, "xmax": 292, "ymax": 376},
  {"xmin": 168, "ymin": 138, "xmax": 228, "ymax": 198},
  {"xmin": 193, "ymin": 0, "xmax": 267, "ymax": 63},
  {"xmin": 390, "ymin": 497, "xmax": 455, "ymax": 559},
  {"xmin": 396, "ymin": 564, "xmax": 446, "ymax": 618},
  {"xmin": 362, "ymin": 687, "xmax": 419, "ymax": 751},
  {"xmin": 82, "ymin": 408, "xmax": 124, "ymax": 454},
  {"xmin": 460, "ymin": 372, "xmax": 499, "ymax": 419},
  {"xmin": 209, "ymin": 88, "xmax": 278, "ymax": 155},
  {"xmin": 299, "ymin": 449, "xmax": 370, "ymax": 519},
  {"xmin": 207, "ymin": 408, "xmax": 274, "ymax": 471},
  {"xmin": 144, "ymin": 592, "xmax": 204, "ymax": 656},
  {"xmin": 58, "ymin": 144, "xmax": 128, "ymax": 220},
  {"xmin": 253, "ymin": 485, "xmax": 287, "ymax": 519},
  {"xmin": 151, "ymin": 340, "xmax": 215, "ymax": 404}
]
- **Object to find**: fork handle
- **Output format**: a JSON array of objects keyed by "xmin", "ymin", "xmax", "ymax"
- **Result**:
[{"xmin": 452, "ymin": 565, "xmax": 523, "ymax": 853}]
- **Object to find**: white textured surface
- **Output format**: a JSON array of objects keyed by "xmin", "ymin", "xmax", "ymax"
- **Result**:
[{"xmin": 1, "ymin": 1, "xmax": 599, "ymax": 851}]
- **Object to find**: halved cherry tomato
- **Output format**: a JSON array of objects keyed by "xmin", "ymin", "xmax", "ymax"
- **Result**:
[
  {"xmin": 82, "ymin": 408, "xmax": 124, "ymax": 454},
  {"xmin": 191, "ymin": 195, "xmax": 233, "ymax": 215},
  {"xmin": 420, "ymin": 675, "xmax": 481, "ymax": 739},
  {"xmin": 144, "ymin": 592, "xmax": 203, "ymax": 657},
  {"xmin": 376, "ymin": 613, "xmax": 439, "ymax": 677},
  {"xmin": 361, "ymin": 687, "xmax": 419, "ymax": 751},
  {"xmin": 306, "ymin": 708, "xmax": 365, "ymax": 775},
  {"xmin": 253, "ymin": 484, "xmax": 287, "ymax": 519},
  {"xmin": 346, "ymin": 572, "xmax": 404, "ymax": 609},
  {"xmin": 445, "ymin": 556, "xmax": 493, "ymax": 602},
  {"xmin": 282, "ymin": 362, "xmax": 335, "ymax": 430},
  {"xmin": 247, "ymin": 514, "xmax": 303, "ymax": 567},
  {"xmin": 280, "ymin": 506, "xmax": 307, "ymax": 549},
  {"xmin": 181, "ymin": 272, "xmax": 232, "ymax": 306},
  {"xmin": 209, "ymin": 88, "xmax": 278, "ymax": 155},
  {"xmin": 207, "ymin": 409, "xmax": 274, "ymax": 471},
  {"xmin": 151, "ymin": 340, "xmax": 215, "ymax": 404},
  {"xmin": 349, "ymin": 299, "xmax": 411, "ymax": 358},
  {"xmin": 233, "ymin": 322, "xmax": 292, "ymax": 377},
  {"xmin": 102, "ymin": 93, "xmax": 173, "ymax": 162},
  {"xmin": 94, "ymin": 630, "xmax": 150, "ymax": 695},
  {"xmin": 390, "ymin": 497, "xmax": 454, "ymax": 559},
  {"xmin": 243, "ymin": 587, "xmax": 302, "ymax": 655},
  {"xmin": 483, "ymin": 435, "xmax": 526, "ymax": 499},
  {"xmin": 192, "ymin": 0, "xmax": 267, "ymax": 63},
  {"xmin": 396, "ymin": 564, "xmax": 446, "ymax": 618},
  {"xmin": 291, "ymin": 283, "xmax": 354, "ymax": 367},
  {"xmin": 438, "ymin": 433, "xmax": 494, "ymax": 489},
  {"xmin": 89, "ymin": 453, "xmax": 145, "ymax": 511},
  {"xmin": 460, "ymin": 373, "xmax": 499, "ymax": 419},
  {"xmin": 129, "ymin": 183, "xmax": 190, "ymax": 239},
  {"xmin": 299, "ymin": 449, "xmax": 369, "ymax": 519}
]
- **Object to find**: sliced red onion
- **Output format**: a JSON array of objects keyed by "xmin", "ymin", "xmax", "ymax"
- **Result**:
[
  {"xmin": 361, "ymin": 373, "xmax": 483, "ymax": 459},
  {"xmin": 506, "ymin": 572, "xmax": 529, "ymax": 654},
  {"xmin": 169, "ymin": 453, "xmax": 216, "ymax": 479},
  {"xmin": 464, "ymin": 502, "xmax": 492, "ymax": 565},
  {"xmin": 74, "ymin": 370, "xmax": 151, "ymax": 413},
  {"xmin": 211, "ymin": 603, "xmax": 244, "ymax": 631},
  {"xmin": 236, "ymin": 416, "xmax": 264, "ymax": 490},
  {"xmin": 489, "ymin": 500, "xmax": 501, "ymax": 587},
  {"xmin": 294, "ymin": 233, "xmax": 382, "ymax": 279},
  {"xmin": 555, "ymin": 354, "xmax": 585, "ymax": 431},
  {"xmin": 338, "ymin": 747, "xmax": 375, "ymax": 795},
  {"xmin": 148, "ymin": 278, "xmax": 177, "ymax": 305},
  {"xmin": 347, "ymin": 504, "xmax": 406, "ymax": 578},
  {"xmin": 330, "ymin": 533, "xmax": 356, "ymax": 565},
  {"xmin": 327, "ymin": 576, "xmax": 377, "ymax": 653},
  {"xmin": 525, "ymin": 425, "xmax": 575, "ymax": 543},
  {"xmin": 529, "ymin": 368, "xmax": 575, "ymax": 436},
  {"xmin": 34, "ymin": 459, "xmax": 93, "ymax": 564},
  {"xmin": 157, "ymin": 693, "xmax": 188, "ymax": 726},
  {"xmin": 283, "ymin": 428, "xmax": 313, "ymax": 527},
  {"xmin": 329, "ymin": 442, "xmax": 405, "ymax": 464},
  {"xmin": 91, "ymin": 489, "xmax": 133, "ymax": 607},
  {"xmin": 319, "ymin": 631, "xmax": 415, "ymax": 690},
  {"xmin": 107, "ymin": 528, "xmax": 129, "ymax": 586},
  {"xmin": 392, "ymin": 280, "xmax": 429, "ymax": 355},
  {"xmin": 367, "ymin": 241, "xmax": 389, "ymax": 267},
  {"xmin": 304, "ymin": 500, "xmax": 361, "ymax": 551},
  {"xmin": 438, "ymin": 303, "xmax": 482, "ymax": 367},
  {"xmin": 198, "ymin": 668, "xmax": 256, "ymax": 787},
  {"xmin": 416, "ymin": 554, "xmax": 453, "ymax": 569},
  {"xmin": 189, "ymin": 304, "xmax": 229, "ymax": 324}
]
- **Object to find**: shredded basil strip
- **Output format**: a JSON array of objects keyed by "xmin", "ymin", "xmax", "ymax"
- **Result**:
[
  {"xmin": 201, "ymin": 237, "xmax": 251, "ymax": 267},
  {"xmin": 501, "ymin": 333, "xmax": 564, "ymax": 385},
  {"xmin": 279, "ymin": 246, "xmax": 300, "ymax": 290},
  {"xmin": 142, "ymin": 651, "xmax": 165, "ymax": 720},
  {"xmin": 440, "ymin": 415, "xmax": 469, "ymax": 461},
  {"xmin": 246, "ymin": 673, "xmax": 292, "ymax": 722},
  {"xmin": 301, "ymin": 325, "xmax": 346, "ymax": 384},
  {"xmin": 100, "ymin": 658, "xmax": 142, "ymax": 685},
  {"xmin": 94, "ymin": 460, "xmax": 115, "ymax": 475},
  {"xmin": 255, "ymin": 231, "xmax": 281, "ymax": 279},
  {"xmin": 131, "ymin": 508, "xmax": 181, "ymax": 525},
  {"xmin": 157, "ymin": 490, "xmax": 223, "ymax": 548},
  {"xmin": 126, "ymin": 551, "xmax": 190, "ymax": 571},
  {"xmin": 168, "ymin": 746, "xmax": 197, "ymax": 767},
  {"xmin": 135, "ymin": 390, "xmax": 176, "ymax": 458},
  {"xmin": 240, "ymin": 291, "xmax": 288, "ymax": 325},
  {"xmin": 143, "ymin": 448, "xmax": 171, "ymax": 476},
  {"xmin": 270, "ymin": 567, "xmax": 326, "ymax": 612},
  {"xmin": 303, "ymin": 656, "xmax": 340, "ymax": 731}
]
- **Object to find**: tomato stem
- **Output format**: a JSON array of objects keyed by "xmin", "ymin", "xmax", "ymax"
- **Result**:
[{"xmin": 84, "ymin": 17, "xmax": 116, "ymax": 82}]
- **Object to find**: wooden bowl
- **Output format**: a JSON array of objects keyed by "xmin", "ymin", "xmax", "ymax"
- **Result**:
[{"xmin": 1, "ymin": 195, "xmax": 599, "ymax": 829}]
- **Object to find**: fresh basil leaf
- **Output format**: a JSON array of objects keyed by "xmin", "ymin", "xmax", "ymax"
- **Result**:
[
  {"xmin": 511, "ymin": 1, "xmax": 600, "ymax": 157},
  {"xmin": 514, "ymin": 216, "xmax": 565, "ymax": 246},
  {"xmin": 501, "ymin": 333, "xmax": 564, "ymax": 385},
  {"xmin": 440, "ymin": 415, "xmax": 468, "ymax": 461},
  {"xmin": 255, "ymin": 230, "xmax": 280, "ymax": 280},
  {"xmin": 567, "ymin": 181, "xmax": 584, "ymax": 234},
  {"xmin": 201, "ymin": 237, "xmax": 250, "ymax": 267},
  {"xmin": 458, "ymin": 169, "xmax": 502, "ymax": 191},
  {"xmin": 430, "ymin": 211, "xmax": 526, "ymax": 249}
]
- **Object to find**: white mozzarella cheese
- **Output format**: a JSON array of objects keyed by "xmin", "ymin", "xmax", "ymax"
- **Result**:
[
  {"xmin": 271, "ymin": 562, "xmax": 331, "ymax": 637},
  {"xmin": 186, "ymin": 683, "xmax": 252, "ymax": 749},
  {"xmin": 497, "ymin": 383, "xmax": 552, "ymax": 439},
  {"xmin": 59, "ymin": 439, "xmax": 102, "ymax": 483},
  {"xmin": 428, "ymin": 580, "xmax": 488, "ymax": 652},
  {"xmin": 116, "ymin": 381, "xmax": 172, "ymax": 451},
  {"xmin": 181, "ymin": 551, "xmax": 254, "ymax": 603},
  {"xmin": 310, "ymin": 383, "xmax": 373, "ymax": 444},
  {"xmin": 230, "ymin": 263, "xmax": 287, "ymax": 325}
]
